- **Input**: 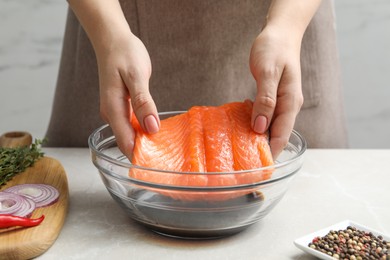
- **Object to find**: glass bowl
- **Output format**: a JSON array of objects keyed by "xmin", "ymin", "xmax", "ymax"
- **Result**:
[{"xmin": 88, "ymin": 112, "xmax": 306, "ymax": 239}]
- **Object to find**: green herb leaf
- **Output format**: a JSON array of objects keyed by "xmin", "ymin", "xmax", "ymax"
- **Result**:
[{"xmin": 0, "ymin": 139, "xmax": 45, "ymax": 186}]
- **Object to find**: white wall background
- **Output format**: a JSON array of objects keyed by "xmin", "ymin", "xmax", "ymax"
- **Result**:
[
  {"xmin": 0, "ymin": 0, "xmax": 389, "ymax": 148},
  {"xmin": 335, "ymin": 0, "xmax": 390, "ymax": 148},
  {"xmin": 0, "ymin": 1, "xmax": 66, "ymax": 142}
]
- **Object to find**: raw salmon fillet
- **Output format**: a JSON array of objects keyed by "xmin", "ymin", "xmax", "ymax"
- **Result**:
[{"xmin": 129, "ymin": 100, "xmax": 274, "ymax": 200}]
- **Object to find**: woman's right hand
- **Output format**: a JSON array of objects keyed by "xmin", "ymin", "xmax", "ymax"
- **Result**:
[
  {"xmin": 96, "ymin": 33, "xmax": 160, "ymax": 159},
  {"xmin": 68, "ymin": 0, "xmax": 160, "ymax": 159}
]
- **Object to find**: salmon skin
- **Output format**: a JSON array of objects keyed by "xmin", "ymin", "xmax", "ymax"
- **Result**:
[{"xmin": 129, "ymin": 100, "xmax": 274, "ymax": 201}]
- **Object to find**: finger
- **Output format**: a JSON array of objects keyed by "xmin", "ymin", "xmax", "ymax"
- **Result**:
[
  {"xmin": 100, "ymin": 87, "xmax": 135, "ymax": 160},
  {"xmin": 251, "ymin": 66, "xmax": 282, "ymax": 134},
  {"xmin": 268, "ymin": 81, "xmax": 303, "ymax": 158},
  {"xmin": 268, "ymin": 107, "xmax": 295, "ymax": 159},
  {"xmin": 123, "ymin": 76, "xmax": 160, "ymax": 134}
]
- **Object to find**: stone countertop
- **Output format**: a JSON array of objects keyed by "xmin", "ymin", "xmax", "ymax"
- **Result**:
[{"xmin": 37, "ymin": 148, "xmax": 390, "ymax": 260}]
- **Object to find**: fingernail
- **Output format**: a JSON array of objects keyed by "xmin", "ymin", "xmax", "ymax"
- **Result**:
[
  {"xmin": 253, "ymin": 115, "xmax": 267, "ymax": 133},
  {"xmin": 144, "ymin": 115, "xmax": 159, "ymax": 134}
]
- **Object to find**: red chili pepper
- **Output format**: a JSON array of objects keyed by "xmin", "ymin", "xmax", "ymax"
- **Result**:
[{"xmin": 0, "ymin": 214, "xmax": 45, "ymax": 228}]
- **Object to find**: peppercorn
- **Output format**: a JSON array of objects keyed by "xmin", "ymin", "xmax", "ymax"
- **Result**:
[{"xmin": 308, "ymin": 226, "xmax": 390, "ymax": 259}]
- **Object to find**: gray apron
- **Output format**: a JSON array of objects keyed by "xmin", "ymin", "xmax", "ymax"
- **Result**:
[{"xmin": 45, "ymin": 0, "xmax": 348, "ymax": 148}]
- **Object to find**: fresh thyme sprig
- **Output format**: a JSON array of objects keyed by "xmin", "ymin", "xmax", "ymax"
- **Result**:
[{"xmin": 0, "ymin": 139, "xmax": 45, "ymax": 186}]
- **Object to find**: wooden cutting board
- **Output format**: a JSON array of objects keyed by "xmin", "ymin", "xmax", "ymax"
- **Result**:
[{"xmin": 0, "ymin": 132, "xmax": 69, "ymax": 260}]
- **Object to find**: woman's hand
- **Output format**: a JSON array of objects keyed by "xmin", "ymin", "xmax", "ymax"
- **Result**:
[
  {"xmin": 97, "ymin": 33, "xmax": 160, "ymax": 159},
  {"xmin": 68, "ymin": 0, "xmax": 160, "ymax": 159},
  {"xmin": 250, "ymin": 0, "xmax": 322, "ymax": 158},
  {"xmin": 249, "ymin": 25, "xmax": 303, "ymax": 158}
]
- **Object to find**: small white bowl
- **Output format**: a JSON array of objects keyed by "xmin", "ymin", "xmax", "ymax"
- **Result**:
[{"xmin": 294, "ymin": 220, "xmax": 390, "ymax": 260}]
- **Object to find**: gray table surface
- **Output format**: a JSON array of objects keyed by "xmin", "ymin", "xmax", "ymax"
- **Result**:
[{"xmin": 36, "ymin": 148, "xmax": 390, "ymax": 260}]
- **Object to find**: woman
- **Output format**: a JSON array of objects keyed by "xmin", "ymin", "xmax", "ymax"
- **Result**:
[{"xmin": 45, "ymin": 0, "xmax": 348, "ymax": 158}]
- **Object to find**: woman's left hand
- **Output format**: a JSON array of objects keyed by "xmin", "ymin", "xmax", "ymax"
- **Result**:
[{"xmin": 249, "ymin": 24, "xmax": 304, "ymax": 158}]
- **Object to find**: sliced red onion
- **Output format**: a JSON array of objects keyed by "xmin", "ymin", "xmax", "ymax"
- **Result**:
[
  {"xmin": 0, "ymin": 191, "xmax": 36, "ymax": 217},
  {"xmin": 3, "ymin": 184, "xmax": 59, "ymax": 208}
]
